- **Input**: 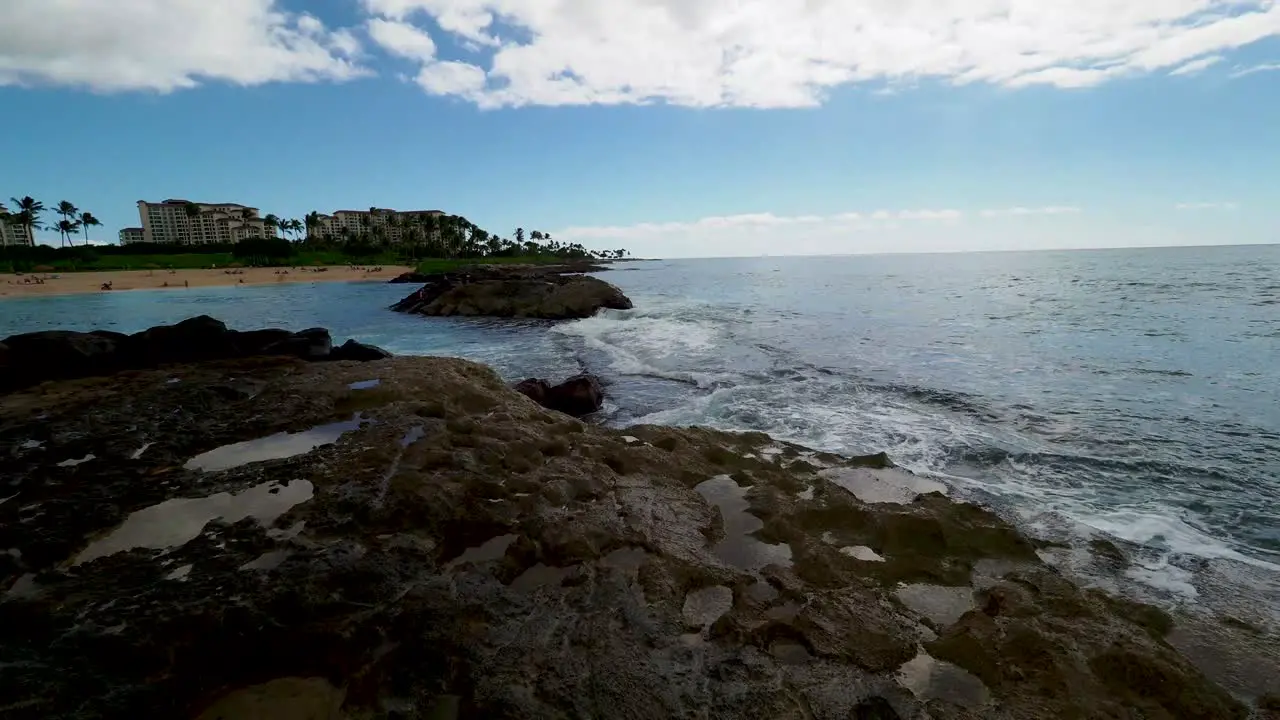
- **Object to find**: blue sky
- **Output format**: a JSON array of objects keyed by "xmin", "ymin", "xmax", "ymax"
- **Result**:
[{"xmin": 2, "ymin": 0, "xmax": 1278, "ymax": 257}]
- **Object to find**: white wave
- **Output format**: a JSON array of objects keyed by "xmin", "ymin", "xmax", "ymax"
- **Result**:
[{"xmin": 554, "ymin": 307, "xmax": 730, "ymax": 388}]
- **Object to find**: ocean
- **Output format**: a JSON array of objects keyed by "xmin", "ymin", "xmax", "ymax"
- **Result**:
[{"xmin": 4, "ymin": 244, "xmax": 1279, "ymax": 622}]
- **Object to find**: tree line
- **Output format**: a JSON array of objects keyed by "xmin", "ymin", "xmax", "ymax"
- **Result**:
[
  {"xmin": 2, "ymin": 196, "xmax": 629, "ymax": 261},
  {"xmin": 1, "ymin": 196, "xmax": 101, "ymax": 246}
]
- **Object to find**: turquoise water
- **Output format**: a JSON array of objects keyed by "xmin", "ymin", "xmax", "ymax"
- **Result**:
[{"xmin": 4, "ymin": 246, "xmax": 1279, "ymax": 613}]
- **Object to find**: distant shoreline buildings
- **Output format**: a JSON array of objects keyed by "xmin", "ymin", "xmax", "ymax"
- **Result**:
[
  {"xmin": 118, "ymin": 200, "xmax": 447, "ymax": 246},
  {"xmin": 0, "ymin": 222, "xmax": 32, "ymax": 247},
  {"xmin": 131, "ymin": 199, "xmax": 274, "ymax": 245}
]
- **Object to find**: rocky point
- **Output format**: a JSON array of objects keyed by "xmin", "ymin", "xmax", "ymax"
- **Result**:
[
  {"xmin": 390, "ymin": 264, "xmax": 633, "ymax": 320},
  {"xmin": 0, "ymin": 339, "xmax": 1258, "ymax": 719}
]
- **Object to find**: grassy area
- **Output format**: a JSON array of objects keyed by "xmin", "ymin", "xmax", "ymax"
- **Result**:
[{"xmin": 413, "ymin": 256, "xmax": 593, "ymax": 274}]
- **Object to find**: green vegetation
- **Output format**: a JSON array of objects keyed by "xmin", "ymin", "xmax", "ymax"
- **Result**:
[
  {"xmin": 2, "ymin": 193, "xmax": 630, "ymax": 273},
  {"xmin": 413, "ymin": 256, "xmax": 588, "ymax": 274}
]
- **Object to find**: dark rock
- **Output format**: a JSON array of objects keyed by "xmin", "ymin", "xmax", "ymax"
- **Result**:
[
  {"xmin": 132, "ymin": 315, "xmax": 236, "ymax": 365},
  {"xmin": 330, "ymin": 339, "xmax": 392, "ymax": 362},
  {"xmin": 389, "ymin": 271, "xmax": 431, "ymax": 284},
  {"xmin": 545, "ymin": 374, "xmax": 605, "ymax": 417},
  {"xmin": 0, "ymin": 318, "xmax": 385, "ymax": 395},
  {"xmin": 513, "ymin": 378, "xmax": 551, "ymax": 406},
  {"xmin": 515, "ymin": 375, "xmax": 604, "ymax": 417},
  {"xmin": 392, "ymin": 266, "xmax": 632, "ymax": 320},
  {"xmin": 262, "ymin": 328, "xmax": 332, "ymax": 360},
  {"xmin": 0, "ymin": 330, "xmax": 123, "ymax": 391},
  {"xmin": 851, "ymin": 697, "xmax": 903, "ymax": 720},
  {"xmin": 231, "ymin": 328, "xmax": 294, "ymax": 355}
]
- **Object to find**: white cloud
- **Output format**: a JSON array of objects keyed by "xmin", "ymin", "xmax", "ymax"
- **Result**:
[
  {"xmin": 1170, "ymin": 55, "xmax": 1225, "ymax": 76},
  {"xmin": 1230, "ymin": 61, "xmax": 1280, "ymax": 77},
  {"xmin": 367, "ymin": 18, "xmax": 438, "ymax": 61},
  {"xmin": 361, "ymin": 0, "xmax": 1280, "ymax": 107},
  {"xmin": 554, "ymin": 205, "xmax": 1090, "ymax": 257},
  {"xmin": 980, "ymin": 206, "xmax": 1083, "ymax": 217},
  {"xmin": 1175, "ymin": 201, "xmax": 1241, "ymax": 210},
  {"xmin": 0, "ymin": 0, "xmax": 367, "ymax": 92}
]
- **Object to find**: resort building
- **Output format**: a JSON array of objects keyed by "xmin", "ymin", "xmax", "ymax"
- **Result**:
[
  {"xmin": 309, "ymin": 208, "xmax": 444, "ymax": 244},
  {"xmin": 118, "ymin": 227, "xmax": 145, "ymax": 245},
  {"xmin": 136, "ymin": 199, "xmax": 276, "ymax": 245},
  {"xmin": 1, "ymin": 221, "xmax": 32, "ymax": 247}
]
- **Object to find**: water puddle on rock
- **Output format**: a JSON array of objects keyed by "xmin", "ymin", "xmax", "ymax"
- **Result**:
[
  {"xmin": 510, "ymin": 563, "xmax": 572, "ymax": 592},
  {"xmin": 682, "ymin": 585, "xmax": 733, "ymax": 629},
  {"xmin": 446, "ymin": 534, "xmax": 517, "ymax": 569},
  {"xmin": 73, "ymin": 480, "xmax": 314, "ymax": 565},
  {"xmin": 841, "ymin": 545, "xmax": 886, "ymax": 562},
  {"xmin": 822, "ymin": 467, "xmax": 948, "ymax": 505},
  {"xmin": 165, "ymin": 564, "xmax": 193, "ymax": 581},
  {"xmin": 895, "ymin": 584, "xmax": 976, "ymax": 626},
  {"xmin": 897, "ymin": 652, "xmax": 990, "ymax": 709},
  {"xmin": 695, "ymin": 475, "xmax": 792, "ymax": 572},
  {"xmin": 373, "ymin": 426, "xmax": 425, "ymax": 507},
  {"xmin": 185, "ymin": 414, "xmax": 367, "ymax": 472},
  {"xmin": 348, "ymin": 379, "xmax": 381, "ymax": 390},
  {"xmin": 130, "ymin": 443, "xmax": 154, "ymax": 460},
  {"xmin": 57, "ymin": 454, "xmax": 96, "ymax": 468},
  {"xmin": 240, "ymin": 550, "xmax": 291, "ymax": 572}
]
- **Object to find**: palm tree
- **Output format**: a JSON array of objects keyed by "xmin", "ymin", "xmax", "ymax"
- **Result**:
[
  {"xmin": 10, "ymin": 196, "xmax": 44, "ymax": 246},
  {"xmin": 55, "ymin": 200, "xmax": 80, "ymax": 246},
  {"xmin": 79, "ymin": 211, "xmax": 101, "ymax": 245},
  {"xmin": 288, "ymin": 219, "xmax": 304, "ymax": 242},
  {"xmin": 304, "ymin": 211, "xmax": 321, "ymax": 244},
  {"xmin": 515, "ymin": 227, "xmax": 525, "ymax": 244},
  {"xmin": 56, "ymin": 219, "xmax": 81, "ymax": 247},
  {"xmin": 263, "ymin": 214, "xmax": 280, "ymax": 239}
]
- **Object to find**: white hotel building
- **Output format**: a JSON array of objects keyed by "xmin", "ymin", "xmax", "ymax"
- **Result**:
[{"xmin": 129, "ymin": 199, "xmax": 276, "ymax": 245}]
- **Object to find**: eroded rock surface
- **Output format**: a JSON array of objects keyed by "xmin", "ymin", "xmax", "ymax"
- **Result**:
[
  {"xmin": 0, "ymin": 357, "xmax": 1249, "ymax": 719},
  {"xmin": 391, "ymin": 266, "xmax": 632, "ymax": 320}
]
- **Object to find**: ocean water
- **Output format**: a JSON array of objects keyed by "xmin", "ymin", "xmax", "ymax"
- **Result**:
[{"xmin": 4, "ymin": 246, "xmax": 1279, "ymax": 617}]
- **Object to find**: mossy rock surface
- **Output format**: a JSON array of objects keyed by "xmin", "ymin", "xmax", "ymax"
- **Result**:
[{"xmin": 0, "ymin": 355, "xmax": 1250, "ymax": 719}]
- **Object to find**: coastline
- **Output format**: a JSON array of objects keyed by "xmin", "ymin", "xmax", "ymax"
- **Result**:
[{"xmin": 0, "ymin": 265, "xmax": 412, "ymax": 299}]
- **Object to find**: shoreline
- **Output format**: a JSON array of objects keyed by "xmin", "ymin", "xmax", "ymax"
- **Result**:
[{"xmin": 0, "ymin": 265, "xmax": 412, "ymax": 300}]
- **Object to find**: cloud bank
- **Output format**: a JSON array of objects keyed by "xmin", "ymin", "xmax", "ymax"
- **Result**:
[
  {"xmin": 554, "ymin": 206, "xmax": 1096, "ymax": 257},
  {"xmin": 3, "ymin": 1, "xmax": 1280, "ymax": 106},
  {"xmin": 0, "ymin": 0, "xmax": 365, "ymax": 92}
]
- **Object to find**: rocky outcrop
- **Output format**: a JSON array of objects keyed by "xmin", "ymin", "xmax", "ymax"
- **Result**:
[
  {"xmin": 0, "ymin": 316, "xmax": 390, "ymax": 394},
  {"xmin": 515, "ymin": 374, "xmax": 606, "ymax": 417},
  {"xmin": 389, "ymin": 261, "xmax": 610, "ymax": 284},
  {"xmin": 0, "ymin": 356, "xmax": 1253, "ymax": 719},
  {"xmin": 392, "ymin": 266, "xmax": 632, "ymax": 320}
]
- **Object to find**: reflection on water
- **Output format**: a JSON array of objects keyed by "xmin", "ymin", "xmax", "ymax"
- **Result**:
[
  {"xmin": 185, "ymin": 414, "xmax": 367, "ymax": 472},
  {"xmin": 74, "ymin": 479, "xmax": 314, "ymax": 565},
  {"xmin": 823, "ymin": 467, "xmax": 948, "ymax": 505},
  {"xmin": 897, "ymin": 652, "xmax": 989, "ymax": 709},
  {"xmin": 694, "ymin": 475, "xmax": 792, "ymax": 572},
  {"xmin": 446, "ymin": 534, "xmax": 517, "ymax": 569}
]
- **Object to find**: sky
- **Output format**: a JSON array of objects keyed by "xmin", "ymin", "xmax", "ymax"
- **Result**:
[{"xmin": 1, "ymin": 0, "xmax": 1278, "ymax": 258}]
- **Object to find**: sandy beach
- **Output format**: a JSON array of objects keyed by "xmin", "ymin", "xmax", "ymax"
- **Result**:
[{"xmin": 0, "ymin": 265, "xmax": 413, "ymax": 299}]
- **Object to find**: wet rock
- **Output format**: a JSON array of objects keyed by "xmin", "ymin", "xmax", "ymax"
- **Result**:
[
  {"xmin": 329, "ymin": 339, "xmax": 392, "ymax": 362},
  {"xmin": 262, "ymin": 328, "xmax": 332, "ymax": 361},
  {"xmin": 514, "ymin": 375, "xmax": 605, "ymax": 417},
  {"xmin": 391, "ymin": 266, "xmax": 632, "ymax": 320},
  {"xmin": 0, "ymin": 317, "xmax": 387, "ymax": 394},
  {"xmin": 512, "ymin": 378, "xmax": 551, "ymax": 406},
  {"xmin": 0, "ymin": 357, "xmax": 1252, "ymax": 719},
  {"xmin": 0, "ymin": 329, "xmax": 124, "ymax": 390},
  {"xmin": 132, "ymin": 314, "xmax": 238, "ymax": 365},
  {"xmin": 231, "ymin": 328, "xmax": 294, "ymax": 355},
  {"xmin": 546, "ymin": 374, "xmax": 605, "ymax": 416}
]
